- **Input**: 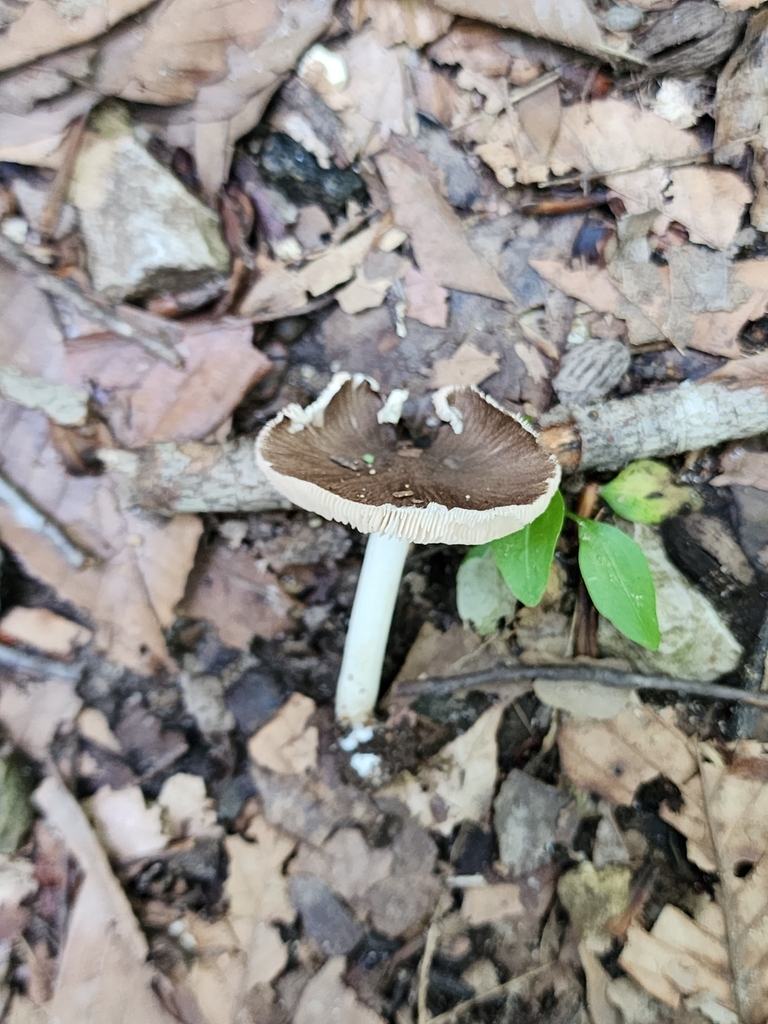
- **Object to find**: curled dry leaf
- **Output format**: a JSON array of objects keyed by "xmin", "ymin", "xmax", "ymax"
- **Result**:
[{"xmin": 0, "ymin": 401, "xmax": 202, "ymax": 672}]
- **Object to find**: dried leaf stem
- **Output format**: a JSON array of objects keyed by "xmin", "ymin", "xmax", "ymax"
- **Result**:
[
  {"xmin": 394, "ymin": 663, "xmax": 768, "ymax": 709},
  {"xmin": 0, "ymin": 236, "xmax": 182, "ymax": 368}
]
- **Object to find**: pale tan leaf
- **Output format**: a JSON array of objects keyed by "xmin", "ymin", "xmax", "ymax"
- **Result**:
[
  {"xmin": 89, "ymin": 785, "xmax": 167, "ymax": 863},
  {"xmin": 225, "ymin": 819, "xmax": 296, "ymax": 929},
  {"xmin": 353, "ymin": 0, "xmax": 453, "ymax": 48},
  {"xmin": 714, "ymin": 9, "xmax": 768, "ymax": 164},
  {"xmin": 0, "ymin": 607, "xmax": 91, "ymax": 656},
  {"xmin": 432, "ymin": 0, "xmax": 606, "ymax": 56},
  {"xmin": 558, "ymin": 704, "xmax": 698, "ymax": 806},
  {"xmin": 431, "ymin": 341, "xmax": 500, "ymax": 388},
  {"xmin": 0, "ymin": 679, "xmax": 82, "ymax": 762},
  {"xmin": 33, "ymin": 776, "xmax": 175, "ymax": 1024},
  {"xmin": 713, "ymin": 447, "xmax": 768, "ymax": 490},
  {"xmin": 0, "ymin": 0, "xmax": 151, "ymax": 73},
  {"xmin": 380, "ymin": 701, "xmax": 506, "ymax": 835},
  {"xmin": 377, "ymin": 151, "xmax": 513, "ymax": 301},
  {"xmin": 294, "ymin": 958, "xmax": 387, "ymax": 1024},
  {"xmin": 550, "ymin": 98, "xmax": 706, "ymax": 178},
  {"xmin": 247, "ymin": 693, "xmax": 318, "ymax": 775},
  {"xmin": 0, "ymin": 402, "xmax": 202, "ymax": 672},
  {"xmin": 665, "ymin": 167, "xmax": 752, "ymax": 250},
  {"xmin": 528, "ymin": 259, "xmax": 623, "ymax": 315}
]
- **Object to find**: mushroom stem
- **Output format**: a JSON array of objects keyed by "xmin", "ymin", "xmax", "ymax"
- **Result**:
[{"xmin": 335, "ymin": 532, "xmax": 410, "ymax": 726}]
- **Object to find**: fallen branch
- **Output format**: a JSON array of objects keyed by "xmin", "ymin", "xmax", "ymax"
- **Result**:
[
  {"xmin": 540, "ymin": 380, "xmax": 768, "ymax": 471},
  {"xmin": 0, "ymin": 236, "xmax": 182, "ymax": 368},
  {"xmin": 101, "ymin": 378, "xmax": 768, "ymax": 513},
  {"xmin": 393, "ymin": 663, "xmax": 768, "ymax": 709},
  {"xmin": 0, "ymin": 471, "xmax": 94, "ymax": 567},
  {"xmin": 99, "ymin": 439, "xmax": 290, "ymax": 515}
]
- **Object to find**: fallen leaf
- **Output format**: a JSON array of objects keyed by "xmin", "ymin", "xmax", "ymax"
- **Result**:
[
  {"xmin": 0, "ymin": 402, "xmax": 202, "ymax": 672},
  {"xmin": 182, "ymin": 543, "xmax": 299, "ymax": 649},
  {"xmin": 713, "ymin": 446, "xmax": 768, "ymax": 489},
  {"xmin": 558, "ymin": 862, "xmax": 632, "ymax": 948},
  {"xmin": 558, "ymin": 704, "xmax": 698, "ymax": 806},
  {"xmin": 380, "ymin": 701, "xmax": 506, "ymax": 835},
  {"xmin": 0, "ymin": 679, "xmax": 82, "ymax": 762},
  {"xmin": 461, "ymin": 878, "xmax": 554, "ymax": 928},
  {"xmin": 89, "ymin": 785, "xmax": 167, "ymax": 863},
  {"xmin": 714, "ymin": 9, "xmax": 768, "ymax": 164},
  {"xmin": 550, "ymin": 98, "xmax": 706, "ymax": 178},
  {"xmin": 157, "ymin": 773, "xmax": 219, "ymax": 840},
  {"xmin": 353, "ymin": 0, "xmax": 453, "ymax": 48},
  {"xmin": 0, "ymin": 89, "xmax": 98, "ymax": 170},
  {"xmin": 533, "ymin": 679, "xmax": 635, "ymax": 720},
  {"xmin": 225, "ymin": 818, "xmax": 296, "ymax": 928},
  {"xmin": 0, "ymin": 607, "xmax": 91, "ymax": 656},
  {"xmin": 431, "ymin": 0, "xmax": 607, "ymax": 56},
  {"xmin": 96, "ymin": 0, "xmax": 334, "ymax": 194},
  {"xmin": 431, "ymin": 341, "xmax": 500, "ymax": 387},
  {"xmin": 475, "ymin": 82, "xmax": 562, "ymax": 186},
  {"xmin": 293, "ymin": 957, "xmax": 387, "ymax": 1024},
  {"xmin": 289, "ymin": 828, "xmax": 393, "ymax": 904},
  {"xmin": 376, "ymin": 151, "xmax": 513, "ymax": 301},
  {"xmin": 0, "ymin": 0, "xmax": 151, "ymax": 73},
  {"xmin": 33, "ymin": 775, "xmax": 175, "ymax": 1024},
  {"xmin": 403, "ymin": 265, "xmax": 449, "ymax": 328},
  {"xmin": 664, "ymin": 166, "xmax": 753, "ymax": 249},
  {"xmin": 247, "ymin": 693, "xmax": 318, "ymax": 774},
  {"xmin": 620, "ymin": 903, "xmax": 733, "ymax": 1013}
]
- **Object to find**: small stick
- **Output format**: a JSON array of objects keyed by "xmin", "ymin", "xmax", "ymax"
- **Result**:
[
  {"xmin": 39, "ymin": 115, "xmax": 87, "ymax": 240},
  {"xmin": 0, "ymin": 644, "xmax": 83, "ymax": 681},
  {"xmin": 393, "ymin": 663, "xmax": 768, "ymax": 709},
  {"xmin": 0, "ymin": 236, "xmax": 182, "ymax": 368},
  {"xmin": 0, "ymin": 471, "xmax": 95, "ymax": 568},
  {"xmin": 417, "ymin": 921, "xmax": 439, "ymax": 1024}
]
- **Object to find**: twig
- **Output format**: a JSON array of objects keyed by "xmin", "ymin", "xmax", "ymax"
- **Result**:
[
  {"xmin": 427, "ymin": 964, "xmax": 553, "ymax": 1024},
  {"xmin": 508, "ymin": 70, "xmax": 560, "ymax": 106},
  {"xmin": 40, "ymin": 116, "xmax": 87, "ymax": 240},
  {"xmin": 0, "ymin": 644, "xmax": 83, "ymax": 681},
  {"xmin": 417, "ymin": 921, "xmax": 439, "ymax": 1024},
  {"xmin": 393, "ymin": 663, "xmax": 768, "ymax": 709},
  {"xmin": 0, "ymin": 471, "xmax": 95, "ymax": 568},
  {"xmin": 0, "ymin": 236, "xmax": 182, "ymax": 368}
]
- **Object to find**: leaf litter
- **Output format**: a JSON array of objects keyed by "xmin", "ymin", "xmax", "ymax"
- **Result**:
[{"xmin": 5, "ymin": 0, "xmax": 768, "ymax": 1022}]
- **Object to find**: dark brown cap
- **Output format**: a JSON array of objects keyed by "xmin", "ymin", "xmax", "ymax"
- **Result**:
[{"xmin": 255, "ymin": 374, "xmax": 561, "ymax": 544}]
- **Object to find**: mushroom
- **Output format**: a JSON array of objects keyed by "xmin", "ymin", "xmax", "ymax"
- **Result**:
[{"xmin": 256, "ymin": 373, "xmax": 561, "ymax": 726}]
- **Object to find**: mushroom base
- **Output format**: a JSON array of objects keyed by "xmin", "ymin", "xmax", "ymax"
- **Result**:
[{"xmin": 335, "ymin": 532, "xmax": 410, "ymax": 726}]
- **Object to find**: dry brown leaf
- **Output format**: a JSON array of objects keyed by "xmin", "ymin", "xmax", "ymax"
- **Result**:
[
  {"xmin": 226, "ymin": 818, "xmax": 296, "ymax": 927},
  {"xmin": 289, "ymin": 828, "xmax": 393, "ymax": 904},
  {"xmin": 713, "ymin": 446, "xmax": 768, "ymax": 489},
  {"xmin": 0, "ymin": 679, "xmax": 82, "ymax": 762},
  {"xmin": 620, "ymin": 904, "xmax": 733, "ymax": 1014},
  {"xmin": 431, "ymin": 341, "xmax": 500, "ymax": 388},
  {"xmin": 97, "ymin": 0, "xmax": 333, "ymax": 194},
  {"xmin": 157, "ymin": 773, "xmax": 219, "ymax": 840},
  {"xmin": 475, "ymin": 82, "xmax": 562, "ymax": 187},
  {"xmin": 665, "ymin": 166, "xmax": 753, "ymax": 250},
  {"xmin": 0, "ymin": 90, "xmax": 98, "ymax": 169},
  {"xmin": 33, "ymin": 775, "xmax": 175, "ymax": 1024},
  {"xmin": 380, "ymin": 701, "xmax": 506, "ymax": 835},
  {"xmin": 0, "ymin": 0, "xmax": 151, "ymax": 73},
  {"xmin": 428, "ymin": 20, "xmax": 523, "ymax": 78},
  {"xmin": 403, "ymin": 264, "xmax": 449, "ymax": 327},
  {"xmin": 89, "ymin": 785, "xmax": 167, "ymax": 863},
  {"xmin": 550, "ymin": 98, "xmax": 706, "ymax": 179},
  {"xmin": 0, "ymin": 401, "xmax": 202, "ymax": 672},
  {"xmin": 529, "ymin": 259, "xmax": 624, "ymax": 315},
  {"xmin": 352, "ymin": 0, "xmax": 453, "ymax": 48},
  {"xmin": 182, "ymin": 543, "xmax": 299, "ymax": 649},
  {"xmin": 558, "ymin": 704, "xmax": 698, "ymax": 806},
  {"xmin": 0, "ymin": 607, "xmax": 91, "ymax": 656},
  {"xmin": 432, "ymin": 0, "xmax": 607, "ymax": 56},
  {"xmin": 377, "ymin": 151, "xmax": 513, "ymax": 301},
  {"xmin": 294, "ymin": 958, "xmax": 387, "ymax": 1024},
  {"xmin": 239, "ymin": 222, "xmax": 385, "ymax": 318},
  {"xmin": 247, "ymin": 693, "xmax": 318, "ymax": 774},
  {"xmin": 714, "ymin": 9, "xmax": 768, "ymax": 165},
  {"xmin": 62, "ymin": 318, "xmax": 270, "ymax": 447}
]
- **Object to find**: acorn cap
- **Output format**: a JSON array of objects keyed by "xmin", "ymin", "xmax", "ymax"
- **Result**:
[{"xmin": 255, "ymin": 374, "xmax": 561, "ymax": 545}]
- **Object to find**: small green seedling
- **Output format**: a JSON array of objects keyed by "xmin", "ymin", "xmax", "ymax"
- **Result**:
[{"xmin": 464, "ymin": 463, "xmax": 672, "ymax": 650}]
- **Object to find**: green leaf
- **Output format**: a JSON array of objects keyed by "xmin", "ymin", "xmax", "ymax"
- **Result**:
[
  {"xmin": 600, "ymin": 459, "xmax": 701, "ymax": 525},
  {"xmin": 574, "ymin": 517, "xmax": 660, "ymax": 650},
  {"xmin": 491, "ymin": 491, "xmax": 564, "ymax": 606}
]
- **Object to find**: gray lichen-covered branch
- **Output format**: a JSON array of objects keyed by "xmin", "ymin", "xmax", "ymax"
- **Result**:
[{"xmin": 101, "ymin": 380, "xmax": 768, "ymax": 514}]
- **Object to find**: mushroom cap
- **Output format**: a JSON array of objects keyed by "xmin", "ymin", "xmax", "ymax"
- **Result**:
[{"xmin": 255, "ymin": 374, "xmax": 561, "ymax": 545}]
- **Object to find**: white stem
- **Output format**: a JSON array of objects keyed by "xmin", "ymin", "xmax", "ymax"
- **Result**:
[{"xmin": 335, "ymin": 532, "xmax": 410, "ymax": 726}]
